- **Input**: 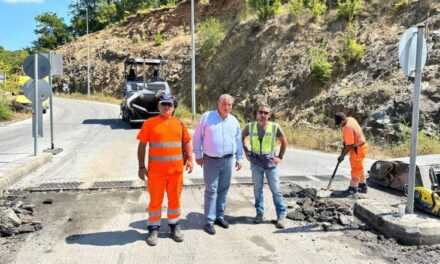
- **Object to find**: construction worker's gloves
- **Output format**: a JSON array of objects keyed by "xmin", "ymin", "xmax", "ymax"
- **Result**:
[{"xmin": 337, "ymin": 154, "xmax": 345, "ymax": 163}]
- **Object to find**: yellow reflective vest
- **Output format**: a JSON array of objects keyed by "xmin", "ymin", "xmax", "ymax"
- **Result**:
[{"xmin": 249, "ymin": 122, "xmax": 278, "ymax": 155}]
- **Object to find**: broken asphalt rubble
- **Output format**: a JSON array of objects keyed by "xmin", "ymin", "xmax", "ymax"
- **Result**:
[
  {"xmin": 0, "ymin": 192, "xmax": 42, "ymax": 237},
  {"xmin": 282, "ymin": 183, "xmax": 361, "ymax": 231}
]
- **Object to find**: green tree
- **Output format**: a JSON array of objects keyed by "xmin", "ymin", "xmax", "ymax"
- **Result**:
[
  {"xmin": 97, "ymin": 2, "xmax": 118, "ymax": 25},
  {"xmin": 33, "ymin": 12, "xmax": 72, "ymax": 50}
]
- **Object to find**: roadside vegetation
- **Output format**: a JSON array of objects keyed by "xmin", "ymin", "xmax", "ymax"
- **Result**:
[
  {"xmin": 0, "ymin": 96, "xmax": 12, "ymax": 121},
  {"xmin": 281, "ymin": 125, "xmax": 440, "ymax": 158},
  {"xmin": 197, "ymin": 18, "xmax": 227, "ymax": 56}
]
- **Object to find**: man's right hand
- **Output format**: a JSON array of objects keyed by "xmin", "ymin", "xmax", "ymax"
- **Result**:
[
  {"xmin": 337, "ymin": 155, "xmax": 345, "ymax": 163},
  {"xmin": 138, "ymin": 168, "xmax": 147, "ymax": 181},
  {"xmin": 196, "ymin": 158, "xmax": 203, "ymax": 167}
]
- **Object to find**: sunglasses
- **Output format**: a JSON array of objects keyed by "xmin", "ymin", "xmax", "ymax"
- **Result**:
[
  {"xmin": 258, "ymin": 111, "xmax": 270, "ymax": 115},
  {"xmin": 160, "ymin": 102, "xmax": 174, "ymax": 107}
]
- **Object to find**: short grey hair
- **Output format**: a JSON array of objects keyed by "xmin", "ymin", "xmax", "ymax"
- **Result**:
[{"xmin": 218, "ymin": 94, "xmax": 234, "ymax": 103}]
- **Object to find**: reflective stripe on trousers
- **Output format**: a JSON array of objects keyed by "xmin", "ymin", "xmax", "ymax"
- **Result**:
[{"xmin": 147, "ymin": 172, "xmax": 183, "ymax": 226}]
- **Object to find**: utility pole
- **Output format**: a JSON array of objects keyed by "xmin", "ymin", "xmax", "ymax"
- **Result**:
[
  {"xmin": 86, "ymin": 0, "xmax": 91, "ymax": 97},
  {"xmin": 191, "ymin": 0, "xmax": 196, "ymax": 118}
]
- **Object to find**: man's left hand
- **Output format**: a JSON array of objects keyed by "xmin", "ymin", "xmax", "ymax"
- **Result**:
[
  {"xmin": 235, "ymin": 161, "xmax": 242, "ymax": 171},
  {"xmin": 273, "ymin": 157, "xmax": 282, "ymax": 165}
]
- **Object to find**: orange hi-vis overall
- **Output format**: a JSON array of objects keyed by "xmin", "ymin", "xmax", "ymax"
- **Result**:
[
  {"xmin": 342, "ymin": 117, "xmax": 368, "ymax": 187},
  {"xmin": 137, "ymin": 115, "xmax": 191, "ymax": 226}
]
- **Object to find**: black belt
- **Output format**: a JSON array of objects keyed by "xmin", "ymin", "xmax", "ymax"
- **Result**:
[{"xmin": 204, "ymin": 153, "xmax": 233, "ymax": 159}]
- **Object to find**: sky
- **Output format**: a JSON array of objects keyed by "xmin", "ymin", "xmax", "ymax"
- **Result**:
[{"xmin": 0, "ymin": 0, "xmax": 72, "ymax": 51}]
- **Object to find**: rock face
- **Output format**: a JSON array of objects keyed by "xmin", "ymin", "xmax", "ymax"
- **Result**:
[{"xmin": 57, "ymin": 0, "xmax": 440, "ymax": 143}]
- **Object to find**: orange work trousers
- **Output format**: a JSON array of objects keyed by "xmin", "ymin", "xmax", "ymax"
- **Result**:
[
  {"xmin": 349, "ymin": 144, "xmax": 368, "ymax": 187},
  {"xmin": 146, "ymin": 171, "xmax": 183, "ymax": 226}
]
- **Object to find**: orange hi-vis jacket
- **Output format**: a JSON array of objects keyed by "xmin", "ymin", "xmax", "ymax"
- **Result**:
[{"xmin": 137, "ymin": 115, "xmax": 191, "ymax": 174}]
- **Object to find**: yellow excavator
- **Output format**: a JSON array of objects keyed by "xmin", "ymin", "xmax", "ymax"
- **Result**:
[
  {"xmin": 414, "ymin": 167, "xmax": 440, "ymax": 216},
  {"xmin": 368, "ymin": 160, "xmax": 440, "ymax": 217}
]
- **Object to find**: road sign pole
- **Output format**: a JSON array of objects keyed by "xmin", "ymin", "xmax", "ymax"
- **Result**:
[
  {"xmin": 191, "ymin": 0, "xmax": 196, "ymax": 119},
  {"xmin": 33, "ymin": 54, "xmax": 39, "ymax": 156},
  {"xmin": 406, "ymin": 24, "xmax": 425, "ymax": 214},
  {"xmin": 49, "ymin": 51, "xmax": 54, "ymax": 149}
]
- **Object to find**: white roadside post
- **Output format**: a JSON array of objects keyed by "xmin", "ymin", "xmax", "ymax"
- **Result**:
[
  {"xmin": 398, "ymin": 24, "xmax": 428, "ymax": 214},
  {"xmin": 191, "ymin": 0, "xmax": 196, "ymax": 119},
  {"xmin": 49, "ymin": 52, "xmax": 54, "ymax": 150}
]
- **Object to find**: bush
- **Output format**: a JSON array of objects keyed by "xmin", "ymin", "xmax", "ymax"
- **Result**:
[
  {"xmin": 198, "ymin": 18, "xmax": 226, "ymax": 56},
  {"xmin": 337, "ymin": 0, "xmax": 364, "ymax": 22},
  {"xmin": 393, "ymin": 0, "xmax": 410, "ymax": 11},
  {"xmin": 309, "ymin": 0, "xmax": 327, "ymax": 20},
  {"xmin": 309, "ymin": 47, "xmax": 333, "ymax": 83},
  {"xmin": 288, "ymin": 0, "xmax": 305, "ymax": 18},
  {"xmin": 247, "ymin": 0, "xmax": 281, "ymax": 22},
  {"xmin": 0, "ymin": 96, "xmax": 12, "ymax": 121},
  {"xmin": 154, "ymin": 32, "xmax": 163, "ymax": 46},
  {"xmin": 344, "ymin": 38, "xmax": 365, "ymax": 61},
  {"xmin": 341, "ymin": 33, "xmax": 365, "ymax": 63}
]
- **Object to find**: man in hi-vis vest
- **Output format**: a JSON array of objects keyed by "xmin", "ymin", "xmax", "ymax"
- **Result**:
[
  {"xmin": 242, "ymin": 104, "xmax": 288, "ymax": 229},
  {"xmin": 137, "ymin": 94, "xmax": 193, "ymax": 246}
]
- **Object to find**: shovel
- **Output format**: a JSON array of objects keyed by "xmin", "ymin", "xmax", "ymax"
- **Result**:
[{"xmin": 325, "ymin": 159, "xmax": 342, "ymax": 191}]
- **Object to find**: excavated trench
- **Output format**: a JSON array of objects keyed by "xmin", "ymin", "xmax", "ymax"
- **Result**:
[{"xmin": 281, "ymin": 182, "xmax": 440, "ymax": 264}]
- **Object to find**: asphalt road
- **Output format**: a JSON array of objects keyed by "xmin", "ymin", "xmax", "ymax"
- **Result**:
[
  {"xmin": 3, "ymin": 186, "xmax": 391, "ymax": 264},
  {"xmin": 1, "ymin": 98, "xmax": 425, "ymax": 264},
  {"xmin": 2, "ymin": 97, "xmax": 375, "ymax": 190}
]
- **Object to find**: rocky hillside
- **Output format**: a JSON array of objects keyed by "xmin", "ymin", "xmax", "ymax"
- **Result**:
[{"xmin": 57, "ymin": 0, "xmax": 440, "ymax": 143}]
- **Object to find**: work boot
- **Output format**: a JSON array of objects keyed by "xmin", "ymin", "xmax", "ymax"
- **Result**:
[
  {"xmin": 358, "ymin": 183, "xmax": 368, "ymax": 194},
  {"xmin": 254, "ymin": 213, "xmax": 264, "ymax": 224},
  {"xmin": 169, "ymin": 224, "xmax": 184, "ymax": 242},
  {"xmin": 204, "ymin": 223, "xmax": 216, "ymax": 235},
  {"xmin": 146, "ymin": 227, "xmax": 159, "ymax": 246},
  {"xmin": 344, "ymin": 186, "xmax": 358, "ymax": 195},
  {"xmin": 214, "ymin": 218, "xmax": 229, "ymax": 229},
  {"xmin": 275, "ymin": 217, "xmax": 286, "ymax": 229}
]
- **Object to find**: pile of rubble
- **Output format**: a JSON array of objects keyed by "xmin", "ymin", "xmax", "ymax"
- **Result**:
[
  {"xmin": 282, "ymin": 183, "xmax": 357, "ymax": 231},
  {"xmin": 0, "ymin": 193, "xmax": 42, "ymax": 237}
]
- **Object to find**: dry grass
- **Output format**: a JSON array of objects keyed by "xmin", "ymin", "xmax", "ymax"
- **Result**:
[
  {"xmin": 56, "ymin": 92, "xmax": 122, "ymax": 105},
  {"xmin": 281, "ymin": 124, "xmax": 341, "ymax": 153},
  {"xmin": 281, "ymin": 124, "xmax": 440, "ymax": 159}
]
